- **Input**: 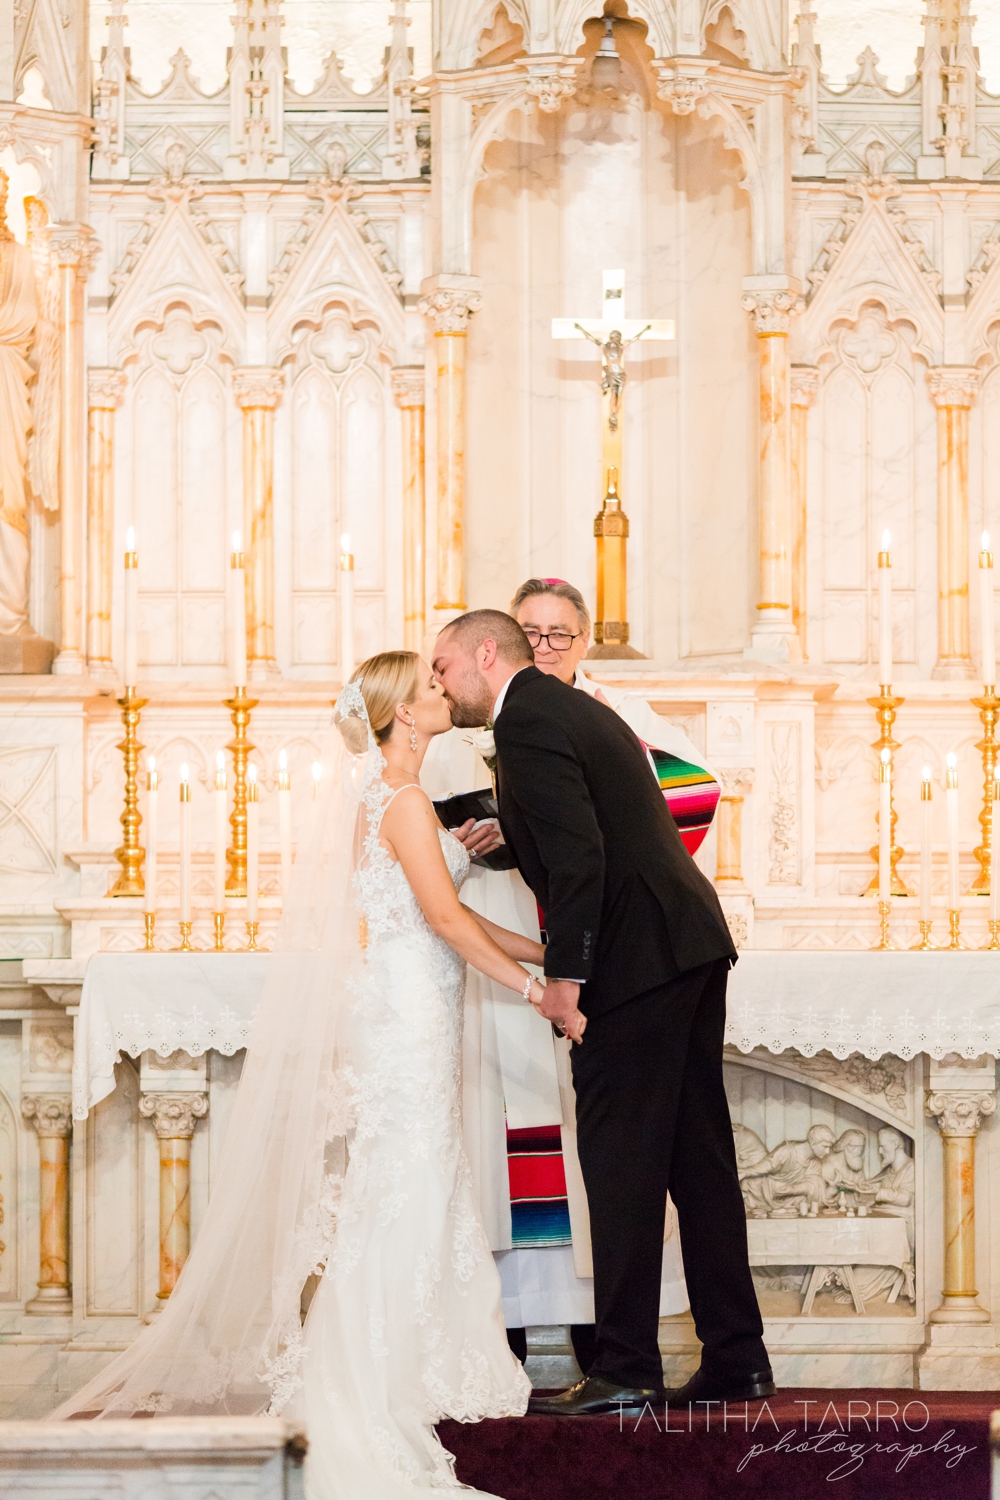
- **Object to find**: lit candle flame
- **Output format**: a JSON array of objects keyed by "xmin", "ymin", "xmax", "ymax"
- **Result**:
[
  {"xmin": 881, "ymin": 748, "xmax": 891, "ymax": 765},
  {"xmin": 232, "ymin": 530, "xmax": 242, "ymax": 554},
  {"xmin": 148, "ymin": 755, "xmax": 156, "ymax": 772},
  {"xmin": 279, "ymin": 748, "xmax": 288, "ymax": 772},
  {"xmin": 216, "ymin": 749, "xmax": 225, "ymax": 770},
  {"xmin": 312, "ymin": 761, "xmax": 322, "ymax": 783},
  {"xmin": 180, "ymin": 762, "xmax": 189, "ymax": 784},
  {"xmin": 984, "ymin": 531, "xmax": 991, "ymax": 553},
  {"xmin": 125, "ymin": 525, "xmax": 136, "ymax": 552},
  {"xmin": 341, "ymin": 533, "xmax": 351, "ymax": 554},
  {"xmin": 922, "ymin": 765, "xmax": 932, "ymax": 782},
  {"xmin": 882, "ymin": 529, "xmax": 891, "ymax": 551},
  {"xmin": 947, "ymin": 752, "xmax": 957, "ymax": 769},
  {"xmin": 247, "ymin": 763, "xmax": 258, "ymax": 785}
]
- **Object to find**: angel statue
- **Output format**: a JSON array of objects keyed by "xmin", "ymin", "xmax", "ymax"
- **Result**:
[
  {"xmin": 575, "ymin": 320, "xmax": 650, "ymax": 432},
  {"xmin": 0, "ymin": 167, "xmax": 38, "ymax": 636}
]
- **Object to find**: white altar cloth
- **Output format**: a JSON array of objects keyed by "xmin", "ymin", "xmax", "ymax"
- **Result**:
[
  {"xmin": 725, "ymin": 950, "xmax": 1000, "ymax": 1062},
  {"xmin": 73, "ymin": 953, "xmax": 271, "ymax": 1119},
  {"xmin": 72, "ymin": 948, "xmax": 1000, "ymax": 1118}
]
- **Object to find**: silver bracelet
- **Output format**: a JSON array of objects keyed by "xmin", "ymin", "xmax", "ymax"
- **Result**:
[{"xmin": 521, "ymin": 972, "xmax": 533, "ymax": 1003}]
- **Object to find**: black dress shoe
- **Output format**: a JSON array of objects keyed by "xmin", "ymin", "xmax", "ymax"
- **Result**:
[
  {"xmin": 528, "ymin": 1375, "xmax": 666, "ymax": 1418},
  {"xmin": 666, "ymin": 1365, "xmax": 776, "ymax": 1405}
]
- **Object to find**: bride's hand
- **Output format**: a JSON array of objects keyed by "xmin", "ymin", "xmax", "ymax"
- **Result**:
[{"xmin": 528, "ymin": 979, "xmax": 587, "ymax": 1044}]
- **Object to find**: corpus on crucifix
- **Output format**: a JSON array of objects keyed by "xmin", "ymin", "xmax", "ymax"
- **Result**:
[{"xmin": 552, "ymin": 270, "xmax": 673, "ymax": 655}]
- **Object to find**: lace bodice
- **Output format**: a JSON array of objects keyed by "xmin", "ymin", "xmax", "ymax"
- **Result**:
[{"xmin": 357, "ymin": 782, "xmax": 471, "ymax": 946}]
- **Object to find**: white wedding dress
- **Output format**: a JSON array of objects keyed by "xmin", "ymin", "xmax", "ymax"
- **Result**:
[{"xmin": 295, "ymin": 782, "xmax": 531, "ymax": 1499}]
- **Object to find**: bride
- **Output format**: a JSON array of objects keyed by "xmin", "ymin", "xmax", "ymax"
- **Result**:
[{"xmin": 54, "ymin": 651, "xmax": 586, "ymax": 1499}]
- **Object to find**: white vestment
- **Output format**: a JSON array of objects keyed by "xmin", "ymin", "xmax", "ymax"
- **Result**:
[{"xmin": 422, "ymin": 673, "xmax": 715, "ymax": 1327}]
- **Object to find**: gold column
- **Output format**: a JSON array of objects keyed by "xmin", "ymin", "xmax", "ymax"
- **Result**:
[
  {"xmin": 418, "ymin": 278, "xmax": 482, "ymax": 617},
  {"xmin": 391, "ymin": 366, "xmax": 427, "ymax": 652},
  {"xmin": 50, "ymin": 226, "xmax": 96, "ymax": 676},
  {"xmin": 790, "ymin": 367, "xmax": 819, "ymax": 658},
  {"xmin": 925, "ymin": 1087, "xmax": 996, "ymax": 1323},
  {"xmin": 593, "ymin": 468, "xmax": 630, "ymax": 650},
  {"xmin": 20, "ymin": 1095, "xmax": 73, "ymax": 1314},
  {"xmin": 742, "ymin": 289, "xmax": 802, "ymax": 663},
  {"xmin": 715, "ymin": 768, "xmax": 754, "ymax": 888},
  {"xmin": 138, "ymin": 1090, "xmax": 209, "ymax": 1299},
  {"xmin": 928, "ymin": 369, "xmax": 979, "ymax": 679},
  {"xmin": 86, "ymin": 368, "xmax": 128, "ymax": 668},
  {"xmin": 232, "ymin": 368, "xmax": 284, "ymax": 678}
]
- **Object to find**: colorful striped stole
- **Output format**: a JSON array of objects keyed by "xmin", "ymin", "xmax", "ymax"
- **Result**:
[
  {"xmin": 643, "ymin": 745, "xmax": 720, "ymax": 857},
  {"xmin": 506, "ymin": 1124, "xmax": 572, "ymax": 1247}
]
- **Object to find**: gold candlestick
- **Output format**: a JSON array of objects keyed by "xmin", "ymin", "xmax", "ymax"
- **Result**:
[
  {"xmin": 110, "ymin": 686, "xmax": 148, "ymax": 896},
  {"xmin": 213, "ymin": 912, "xmax": 225, "ymax": 951},
  {"xmin": 177, "ymin": 920, "xmax": 194, "ymax": 952},
  {"xmin": 864, "ymin": 687, "xmax": 911, "ymax": 896},
  {"xmin": 224, "ymin": 686, "xmax": 258, "ymax": 896},
  {"xmin": 143, "ymin": 912, "xmax": 156, "ymax": 951},
  {"xmin": 874, "ymin": 899, "xmax": 892, "ymax": 950},
  {"xmin": 946, "ymin": 910, "xmax": 962, "ymax": 950},
  {"xmin": 987, "ymin": 919, "xmax": 1000, "ymax": 950},
  {"xmin": 246, "ymin": 920, "xmax": 260, "ymax": 951},
  {"xmin": 969, "ymin": 686, "xmax": 999, "ymax": 894},
  {"xmin": 912, "ymin": 919, "xmax": 934, "ymax": 950}
]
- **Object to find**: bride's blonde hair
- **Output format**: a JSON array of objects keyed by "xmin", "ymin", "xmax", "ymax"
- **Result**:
[{"xmin": 349, "ymin": 651, "xmax": 421, "ymax": 745}]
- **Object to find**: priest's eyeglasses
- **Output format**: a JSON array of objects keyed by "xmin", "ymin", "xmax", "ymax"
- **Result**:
[{"xmin": 523, "ymin": 629, "xmax": 581, "ymax": 652}]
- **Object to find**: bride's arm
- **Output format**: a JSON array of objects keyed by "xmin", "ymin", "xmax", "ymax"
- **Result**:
[
  {"xmin": 381, "ymin": 790, "xmax": 579, "ymax": 1035},
  {"xmin": 460, "ymin": 906, "xmax": 545, "ymax": 966}
]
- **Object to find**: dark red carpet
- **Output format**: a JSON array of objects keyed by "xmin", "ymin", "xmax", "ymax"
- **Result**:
[{"xmin": 439, "ymin": 1389, "xmax": 995, "ymax": 1499}]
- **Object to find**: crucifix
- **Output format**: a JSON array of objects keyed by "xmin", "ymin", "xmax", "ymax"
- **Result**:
[{"xmin": 552, "ymin": 271, "xmax": 674, "ymax": 655}]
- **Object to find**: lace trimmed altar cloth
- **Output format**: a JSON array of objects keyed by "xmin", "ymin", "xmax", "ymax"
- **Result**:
[
  {"xmin": 726, "ymin": 950, "xmax": 1000, "ymax": 1061},
  {"xmin": 73, "ymin": 947, "xmax": 1000, "ymax": 1120}
]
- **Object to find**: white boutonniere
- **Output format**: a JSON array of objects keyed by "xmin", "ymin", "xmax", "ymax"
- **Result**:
[{"xmin": 466, "ymin": 721, "xmax": 497, "ymax": 793}]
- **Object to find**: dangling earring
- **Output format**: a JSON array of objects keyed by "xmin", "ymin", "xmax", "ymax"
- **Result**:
[{"xmin": 408, "ymin": 717, "xmax": 418, "ymax": 753}]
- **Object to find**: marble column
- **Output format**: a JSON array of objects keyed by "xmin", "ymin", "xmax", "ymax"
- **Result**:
[
  {"xmin": 50, "ymin": 227, "xmax": 96, "ymax": 677},
  {"xmin": 715, "ymin": 768, "xmax": 754, "ymax": 888},
  {"xmin": 138, "ymin": 1090, "xmax": 209, "ymax": 1299},
  {"xmin": 924, "ymin": 1085, "xmax": 996, "ymax": 1324},
  {"xmin": 86, "ymin": 369, "xmax": 128, "ymax": 670},
  {"xmin": 928, "ymin": 368, "xmax": 979, "ymax": 679},
  {"xmin": 232, "ymin": 368, "xmax": 284, "ymax": 679},
  {"xmin": 790, "ymin": 367, "xmax": 819, "ymax": 658},
  {"xmin": 742, "ymin": 289, "xmax": 802, "ymax": 664},
  {"xmin": 418, "ymin": 277, "xmax": 482, "ymax": 619},
  {"xmin": 391, "ymin": 367, "xmax": 427, "ymax": 652},
  {"xmin": 20, "ymin": 1094, "xmax": 73, "ymax": 1314}
]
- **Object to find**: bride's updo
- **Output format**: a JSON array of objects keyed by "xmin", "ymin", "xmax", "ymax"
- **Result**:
[{"xmin": 347, "ymin": 651, "xmax": 421, "ymax": 745}]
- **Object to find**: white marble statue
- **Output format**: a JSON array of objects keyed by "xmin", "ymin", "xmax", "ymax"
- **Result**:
[
  {"xmin": 0, "ymin": 169, "xmax": 38, "ymax": 636},
  {"xmin": 843, "ymin": 1127, "xmax": 916, "ymax": 1304}
]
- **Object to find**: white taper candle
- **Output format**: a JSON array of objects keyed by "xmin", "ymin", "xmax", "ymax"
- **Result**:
[
  {"xmin": 230, "ymin": 530, "xmax": 247, "ymax": 690},
  {"xmin": 340, "ymin": 532, "xmax": 355, "ymax": 683},
  {"xmin": 878, "ymin": 530, "xmax": 892, "ymax": 686},
  {"xmin": 278, "ymin": 749, "xmax": 292, "ymax": 904},
  {"xmin": 946, "ymin": 753, "xmax": 960, "ymax": 912},
  {"xmin": 145, "ymin": 756, "xmax": 158, "ymax": 916},
  {"xmin": 980, "ymin": 532, "xmax": 995, "ymax": 688},
  {"xmin": 246, "ymin": 763, "xmax": 259, "ymax": 925},
  {"xmin": 878, "ymin": 748, "xmax": 891, "ymax": 904},
  {"xmin": 920, "ymin": 766, "xmax": 933, "ymax": 925},
  {"xmin": 214, "ymin": 749, "xmax": 227, "ymax": 914},
  {"xmin": 179, "ymin": 763, "xmax": 191, "ymax": 925},
  {"xmin": 124, "ymin": 526, "xmax": 138, "ymax": 688}
]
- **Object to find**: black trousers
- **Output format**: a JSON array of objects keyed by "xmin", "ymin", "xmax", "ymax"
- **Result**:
[{"xmin": 570, "ymin": 959, "xmax": 767, "ymax": 1388}]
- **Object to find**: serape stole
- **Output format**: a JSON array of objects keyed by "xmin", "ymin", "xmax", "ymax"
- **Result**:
[
  {"xmin": 642, "ymin": 744, "xmax": 720, "ymax": 857},
  {"xmin": 506, "ymin": 1124, "xmax": 572, "ymax": 1247}
]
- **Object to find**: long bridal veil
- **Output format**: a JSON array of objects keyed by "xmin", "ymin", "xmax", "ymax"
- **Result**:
[{"xmin": 54, "ymin": 686, "xmax": 380, "ymax": 1418}]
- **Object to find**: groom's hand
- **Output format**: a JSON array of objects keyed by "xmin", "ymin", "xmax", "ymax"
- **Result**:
[
  {"xmin": 532, "ymin": 979, "xmax": 586, "ymax": 1042},
  {"xmin": 454, "ymin": 817, "xmax": 502, "ymax": 857}
]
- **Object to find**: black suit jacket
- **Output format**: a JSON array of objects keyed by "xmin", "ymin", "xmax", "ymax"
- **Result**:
[{"xmin": 494, "ymin": 667, "xmax": 735, "ymax": 1018}]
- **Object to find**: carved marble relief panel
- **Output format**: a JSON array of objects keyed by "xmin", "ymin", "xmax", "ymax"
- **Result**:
[
  {"xmin": 766, "ymin": 721, "xmax": 800, "ymax": 886},
  {"xmin": 725, "ymin": 1057, "xmax": 916, "ymax": 1319}
]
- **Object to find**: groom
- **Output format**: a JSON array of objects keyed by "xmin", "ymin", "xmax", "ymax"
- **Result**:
[{"xmin": 433, "ymin": 610, "xmax": 772, "ymax": 1415}]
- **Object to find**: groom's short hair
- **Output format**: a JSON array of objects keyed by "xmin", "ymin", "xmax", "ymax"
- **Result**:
[{"xmin": 442, "ymin": 609, "xmax": 533, "ymax": 666}]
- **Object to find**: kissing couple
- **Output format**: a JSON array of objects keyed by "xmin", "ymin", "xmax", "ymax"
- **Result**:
[{"xmin": 55, "ymin": 610, "xmax": 773, "ymax": 1499}]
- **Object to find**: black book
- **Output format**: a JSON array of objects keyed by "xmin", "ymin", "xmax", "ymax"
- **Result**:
[{"xmin": 432, "ymin": 790, "xmax": 518, "ymax": 871}]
